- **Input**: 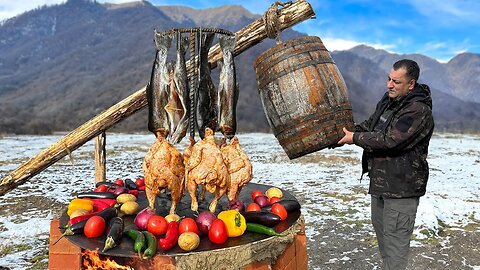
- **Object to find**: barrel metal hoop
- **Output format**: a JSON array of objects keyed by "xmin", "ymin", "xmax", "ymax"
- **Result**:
[
  {"xmin": 255, "ymin": 36, "xmax": 324, "ymax": 64},
  {"xmin": 257, "ymin": 45, "xmax": 329, "ymax": 75},
  {"xmin": 273, "ymin": 103, "xmax": 353, "ymax": 139},
  {"xmin": 258, "ymin": 58, "xmax": 335, "ymax": 89}
]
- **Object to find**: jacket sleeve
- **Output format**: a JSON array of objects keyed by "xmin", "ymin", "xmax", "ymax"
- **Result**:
[{"xmin": 353, "ymin": 102, "xmax": 433, "ymax": 152}]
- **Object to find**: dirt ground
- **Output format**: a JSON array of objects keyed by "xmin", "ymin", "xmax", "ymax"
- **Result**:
[{"xmin": 306, "ymin": 219, "xmax": 480, "ymax": 270}]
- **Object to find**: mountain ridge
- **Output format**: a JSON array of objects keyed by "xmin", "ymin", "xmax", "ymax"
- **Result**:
[{"xmin": 1, "ymin": 0, "xmax": 479, "ymax": 134}]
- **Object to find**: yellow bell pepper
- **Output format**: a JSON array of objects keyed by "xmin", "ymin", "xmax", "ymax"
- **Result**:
[
  {"xmin": 217, "ymin": 210, "xmax": 246, "ymax": 237},
  {"xmin": 67, "ymin": 198, "xmax": 94, "ymax": 216}
]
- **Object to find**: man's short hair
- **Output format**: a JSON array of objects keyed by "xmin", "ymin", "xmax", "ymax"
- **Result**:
[{"xmin": 393, "ymin": 59, "xmax": 420, "ymax": 81}]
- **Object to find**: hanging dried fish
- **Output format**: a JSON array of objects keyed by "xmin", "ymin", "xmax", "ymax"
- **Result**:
[
  {"xmin": 196, "ymin": 32, "xmax": 217, "ymax": 139},
  {"xmin": 167, "ymin": 34, "xmax": 190, "ymax": 144},
  {"xmin": 147, "ymin": 32, "xmax": 173, "ymax": 138},
  {"xmin": 217, "ymin": 35, "xmax": 238, "ymax": 139},
  {"xmin": 164, "ymin": 61, "xmax": 181, "ymax": 141}
]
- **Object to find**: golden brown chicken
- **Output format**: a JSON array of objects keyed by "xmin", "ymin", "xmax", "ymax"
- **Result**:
[
  {"xmin": 221, "ymin": 136, "xmax": 253, "ymax": 201},
  {"xmin": 185, "ymin": 128, "xmax": 230, "ymax": 212},
  {"xmin": 142, "ymin": 132, "xmax": 185, "ymax": 214}
]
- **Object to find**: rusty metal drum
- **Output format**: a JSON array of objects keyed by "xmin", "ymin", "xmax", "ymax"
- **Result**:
[{"xmin": 254, "ymin": 36, "xmax": 355, "ymax": 159}]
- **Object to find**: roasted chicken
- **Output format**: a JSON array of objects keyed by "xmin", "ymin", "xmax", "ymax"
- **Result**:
[
  {"xmin": 221, "ymin": 136, "xmax": 253, "ymax": 201},
  {"xmin": 185, "ymin": 128, "xmax": 230, "ymax": 212},
  {"xmin": 142, "ymin": 133, "xmax": 185, "ymax": 214}
]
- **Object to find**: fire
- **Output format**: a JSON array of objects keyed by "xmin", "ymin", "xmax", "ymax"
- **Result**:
[{"xmin": 82, "ymin": 249, "xmax": 133, "ymax": 270}]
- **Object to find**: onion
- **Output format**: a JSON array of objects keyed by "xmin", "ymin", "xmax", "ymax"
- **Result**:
[
  {"xmin": 134, "ymin": 207, "xmax": 155, "ymax": 230},
  {"xmin": 228, "ymin": 199, "xmax": 245, "ymax": 212},
  {"xmin": 196, "ymin": 210, "xmax": 216, "ymax": 235},
  {"xmin": 254, "ymin": 195, "xmax": 269, "ymax": 207}
]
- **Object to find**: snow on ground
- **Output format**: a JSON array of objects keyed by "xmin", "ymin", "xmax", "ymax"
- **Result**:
[{"xmin": 0, "ymin": 132, "xmax": 479, "ymax": 269}]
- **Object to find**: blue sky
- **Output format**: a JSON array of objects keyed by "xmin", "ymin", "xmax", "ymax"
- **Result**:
[{"xmin": 1, "ymin": 0, "xmax": 479, "ymax": 62}]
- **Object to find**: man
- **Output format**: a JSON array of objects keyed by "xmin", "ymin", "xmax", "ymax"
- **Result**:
[{"xmin": 337, "ymin": 59, "xmax": 434, "ymax": 269}]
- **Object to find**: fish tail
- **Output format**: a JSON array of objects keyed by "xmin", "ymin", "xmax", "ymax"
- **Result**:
[{"xmin": 154, "ymin": 31, "xmax": 173, "ymax": 52}]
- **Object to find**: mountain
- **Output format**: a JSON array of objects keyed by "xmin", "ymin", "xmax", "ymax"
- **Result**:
[
  {"xmin": 0, "ymin": 0, "xmax": 479, "ymax": 134},
  {"xmin": 333, "ymin": 50, "xmax": 480, "ymax": 131}
]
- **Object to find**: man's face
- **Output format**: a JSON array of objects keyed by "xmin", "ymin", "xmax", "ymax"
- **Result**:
[{"xmin": 387, "ymin": 67, "xmax": 415, "ymax": 99}]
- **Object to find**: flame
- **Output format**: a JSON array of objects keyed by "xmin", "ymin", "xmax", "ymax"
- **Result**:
[{"xmin": 82, "ymin": 249, "xmax": 133, "ymax": 270}]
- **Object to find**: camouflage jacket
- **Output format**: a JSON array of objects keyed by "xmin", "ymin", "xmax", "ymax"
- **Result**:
[{"xmin": 353, "ymin": 83, "xmax": 434, "ymax": 198}]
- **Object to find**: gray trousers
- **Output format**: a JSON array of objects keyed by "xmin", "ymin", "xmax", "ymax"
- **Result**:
[{"xmin": 371, "ymin": 195, "xmax": 419, "ymax": 270}]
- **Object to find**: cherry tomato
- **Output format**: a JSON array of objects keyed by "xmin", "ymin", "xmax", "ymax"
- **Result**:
[
  {"xmin": 251, "ymin": 190, "xmax": 264, "ymax": 201},
  {"xmin": 208, "ymin": 219, "xmax": 228, "ymax": 244},
  {"xmin": 147, "ymin": 215, "xmax": 168, "ymax": 236},
  {"xmin": 84, "ymin": 216, "xmax": 106, "ymax": 238},
  {"xmin": 269, "ymin": 196, "xmax": 281, "ymax": 205},
  {"xmin": 178, "ymin": 217, "xmax": 199, "ymax": 235},
  {"xmin": 114, "ymin": 179, "xmax": 124, "ymax": 186},
  {"xmin": 271, "ymin": 203, "xmax": 288, "ymax": 220},
  {"xmin": 246, "ymin": 202, "xmax": 261, "ymax": 212},
  {"xmin": 94, "ymin": 184, "xmax": 107, "ymax": 192},
  {"xmin": 135, "ymin": 178, "xmax": 145, "ymax": 187}
]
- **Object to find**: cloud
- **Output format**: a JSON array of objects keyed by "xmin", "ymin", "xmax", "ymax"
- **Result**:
[
  {"xmin": 0, "ymin": 0, "xmax": 65, "ymax": 20},
  {"xmin": 404, "ymin": 0, "xmax": 480, "ymax": 24}
]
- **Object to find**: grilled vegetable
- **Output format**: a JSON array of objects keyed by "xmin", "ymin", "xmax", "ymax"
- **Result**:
[
  {"xmin": 54, "ymin": 207, "xmax": 117, "ymax": 245},
  {"xmin": 116, "ymin": 193, "xmax": 137, "ymax": 204},
  {"xmin": 124, "ymin": 179, "xmax": 138, "ymax": 190},
  {"xmin": 261, "ymin": 200, "xmax": 301, "ymax": 213},
  {"xmin": 67, "ymin": 198, "xmax": 94, "ymax": 216},
  {"xmin": 125, "ymin": 229, "xmax": 145, "ymax": 257},
  {"xmin": 77, "ymin": 192, "xmax": 117, "ymax": 200},
  {"xmin": 217, "ymin": 210, "xmax": 246, "ymax": 237},
  {"xmin": 68, "ymin": 211, "xmax": 99, "ymax": 227},
  {"xmin": 246, "ymin": 222, "xmax": 282, "ymax": 236},
  {"xmin": 92, "ymin": 199, "xmax": 111, "ymax": 212},
  {"xmin": 103, "ymin": 217, "xmax": 124, "ymax": 252},
  {"xmin": 90, "ymin": 198, "xmax": 117, "ymax": 208},
  {"xmin": 95, "ymin": 181, "xmax": 119, "ymax": 187},
  {"xmin": 142, "ymin": 231, "xmax": 157, "ymax": 258},
  {"xmin": 158, "ymin": 220, "xmax": 179, "ymax": 251},
  {"xmin": 241, "ymin": 211, "xmax": 281, "ymax": 227}
]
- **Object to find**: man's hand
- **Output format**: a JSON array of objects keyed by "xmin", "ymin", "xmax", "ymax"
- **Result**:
[{"xmin": 337, "ymin": 127, "xmax": 354, "ymax": 145}]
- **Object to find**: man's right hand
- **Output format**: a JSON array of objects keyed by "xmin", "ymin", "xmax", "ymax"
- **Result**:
[{"xmin": 337, "ymin": 127, "xmax": 354, "ymax": 145}]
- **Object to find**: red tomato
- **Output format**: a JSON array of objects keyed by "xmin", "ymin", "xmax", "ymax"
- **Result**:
[
  {"xmin": 271, "ymin": 203, "xmax": 288, "ymax": 220},
  {"xmin": 114, "ymin": 179, "xmax": 124, "ymax": 186},
  {"xmin": 269, "ymin": 196, "xmax": 281, "ymax": 205},
  {"xmin": 84, "ymin": 216, "xmax": 106, "ymax": 238},
  {"xmin": 208, "ymin": 219, "xmax": 228, "ymax": 244},
  {"xmin": 135, "ymin": 178, "xmax": 145, "ymax": 187},
  {"xmin": 246, "ymin": 202, "xmax": 261, "ymax": 212},
  {"xmin": 251, "ymin": 190, "xmax": 264, "ymax": 201},
  {"xmin": 94, "ymin": 184, "xmax": 107, "ymax": 192},
  {"xmin": 147, "ymin": 215, "xmax": 168, "ymax": 236},
  {"xmin": 178, "ymin": 217, "xmax": 199, "ymax": 235}
]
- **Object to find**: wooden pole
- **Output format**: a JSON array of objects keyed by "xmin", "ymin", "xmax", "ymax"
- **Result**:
[
  {"xmin": 95, "ymin": 132, "xmax": 107, "ymax": 183},
  {"xmin": 0, "ymin": 0, "xmax": 315, "ymax": 195}
]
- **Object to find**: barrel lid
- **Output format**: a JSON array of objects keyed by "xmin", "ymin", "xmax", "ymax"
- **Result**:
[{"xmin": 254, "ymin": 36, "xmax": 325, "ymax": 69}]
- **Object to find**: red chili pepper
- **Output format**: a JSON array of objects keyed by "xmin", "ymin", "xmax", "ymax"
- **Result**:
[
  {"xmin": 138, "ymin": 186, "xmax": 146, "ymax": 191},
  {"xmin": 68, "ymin": 211, "xmax": 99, "ymax": 226},
  {"xmin": 158, "ymin": 221, "xmax": 179, "ymax": 251},
  {"xmin": 128, "ymin": 189, "xmax": 139, "ymax": 197},
  {"xmin": 90, "ymin": 198, "xmax": 117, "ymax": 207},
  {"xmin": 92, "ymin": 200, "xmax": 110, "ymax": 212}
]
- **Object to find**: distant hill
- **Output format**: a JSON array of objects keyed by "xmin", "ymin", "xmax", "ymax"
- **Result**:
[{"xmin": 1, "ymin": 0, "xmax": 479, "ymax": 134}]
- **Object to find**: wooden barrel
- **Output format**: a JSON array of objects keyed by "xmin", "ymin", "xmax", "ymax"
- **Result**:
[{"xmin": 254, "ymin": 36, "xmax": 355, "ymax": 159}]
